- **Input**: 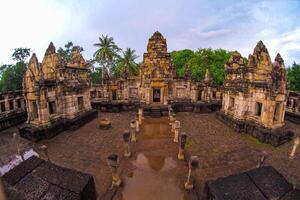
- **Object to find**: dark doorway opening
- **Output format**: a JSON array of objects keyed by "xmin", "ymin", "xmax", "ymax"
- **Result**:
[
  {"xmin": 32, "ymin": 101, "xmax": 38, "ymax": 119},
  {"xmin": 78, "ymin": 96, "xmax": 84, "ymax": 111},
  {"xmin": 153, "ymin": 88, "xmax": 161, "ymax": 102},
  {"xmin": 112, "ymin": 90, "xmax": 117, "ymax": 100}
]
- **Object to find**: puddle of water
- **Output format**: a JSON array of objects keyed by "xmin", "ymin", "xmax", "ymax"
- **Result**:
[
  {"xmin": 0, "ymin": 149, "xmax": 39, "ymax": 176},
  {"xmin": 119, "ymin": 153, "xmax": 184, "ymax": 200},
  {"xmin": 140, "ymin": 118, "xmax": 170, "ymax": 140}
]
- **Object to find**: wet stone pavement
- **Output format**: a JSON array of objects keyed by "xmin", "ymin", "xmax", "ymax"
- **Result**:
[{"xmin": 0, "ymin": 112, "xmax": 300, "ymax": 199}]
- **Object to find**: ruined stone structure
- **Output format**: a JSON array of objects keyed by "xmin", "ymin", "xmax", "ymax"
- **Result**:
[
  {"xmin": 19, "ymin": 42, "xmax": 97, "ymax": 141},
  {"xmin": 217, "ymin": 41, "xmax": 293, "ymax": 146},
  {"xmin": 0, "ymin": 91, "xmax": 26, "ymax": 131},
  {"xmin": 285, "ymin": 91, "xmax": 300, "ymax": 124},
  {"xmin": 91, "ymin": 32, "xmax": 222, "ymax": 113}
]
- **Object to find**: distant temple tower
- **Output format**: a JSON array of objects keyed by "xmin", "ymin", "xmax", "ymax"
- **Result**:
[
  {"xmin": 139, "ymin": 31, "xmax": 175, "ymax": 104},
  {"xmin": 217, "ymin": 41, "xmax": 293, "ymax": 146}
]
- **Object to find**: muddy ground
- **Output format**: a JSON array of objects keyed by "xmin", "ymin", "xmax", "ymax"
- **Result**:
[{"xmin": 0, "ymin": 112, "xmax": 300, "ymax": 200}]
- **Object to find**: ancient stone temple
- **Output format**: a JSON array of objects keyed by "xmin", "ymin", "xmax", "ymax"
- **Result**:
[
  {"xmin": 217, "ymin": 41, "xmax": 293, "ymax": 146},
  {"xmin": 91, "ymin": 31, "xmax": 222, "ymax": 113},
  {"xmin": 19, "ymin": 42, "xmax": 97, "ymax": 141},
  {"xmin": 139, "ymin": 31, "xmax": 175, "ymax": 104}
]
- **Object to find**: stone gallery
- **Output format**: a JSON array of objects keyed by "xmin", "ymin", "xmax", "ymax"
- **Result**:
[{"xmin": 1, "ymin": 31, "xmax": 300, "ymax": 200}]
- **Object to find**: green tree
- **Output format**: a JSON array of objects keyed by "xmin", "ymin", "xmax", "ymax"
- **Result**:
[
  {"xmin": 12, "ymin": 48, "xmax": 30, "ymax": 62},
  {"xmin": 171, "ymin": 49, "xmax": 194, "ymax": 77},
  {"xmin": 188, "ymin": 48, "xmax": 214, "ymax": 81},
  {"xmin": 87, "ymin": 59, "xmax": 102, "ymax": 84},
  {"xmin": 210, "ymin": 49, "xmax": 232, "ymax": 85},
  {"xmin": 93, "ymin": 35, "xmax": 121, "ymax": 81},
  {"xmin": 57, "ymin": 41, "xmax": 84, "ymax": 62},
  {"xmin": 116, "ymin": 48, "xmax": 139, "ymax": 77},
  {"xmin": 0, "ymin": 47, "xmax": 30, "ymax": 92},
  {"xmin": 287, "ymin": 62, "xmax": 300, "ymax": 91},
  {"xmin": 171, "ymin": 48, "xmax": 232, "ymax": 85}
]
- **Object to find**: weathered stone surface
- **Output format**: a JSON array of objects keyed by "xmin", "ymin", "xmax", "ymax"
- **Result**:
[
  {"xmin": 220, "ymin": 41, "xmax": 292, "ymax": 146},
  {"xmin": 23, "ymin": 42, "xmax": 93, "ymax": 140},
  {"xmin": 2, "ymin": 156, "xmax": 96, "ymax": 200},
  {"xmin": 204, "ymin": 166, "xmax": 297, "ymax": 200},
  {"xmin": 280, "ymin": 189, "xmax": 300, "ymax": 200},
  {"xmin": 247, "ymin": 166, "xmax": 293, "ymax": 199},
  {"xmin": 19, "ymin": 110, "xmax": 97, "ymax": 142},
  {"xmin": 205, "ymin": 172, "xmax": 267, "ymax": 200}
]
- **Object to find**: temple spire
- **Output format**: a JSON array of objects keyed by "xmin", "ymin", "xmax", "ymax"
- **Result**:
[{"xmin": 44, "ymin": 42, "xmax": 56, "ymax": 56}]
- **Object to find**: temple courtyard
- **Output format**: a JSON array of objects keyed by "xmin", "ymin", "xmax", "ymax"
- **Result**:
[{"xmin": 0, "ymin": 111, "xmax": 300, "ymax": 199}]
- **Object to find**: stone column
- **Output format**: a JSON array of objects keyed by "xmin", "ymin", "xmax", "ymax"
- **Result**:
[
  {"xmin": 107, "ymin": 154, "xmax": 122, "ymax": 187},
  {"xmin": 13, "ymin": 133, "xmax": 24, "ymax": 161},
  {"xmin": 123, "ymin": 130, "xmax": 131, "ymax": 157},
  {"xmin": 135, "ymin": 114, "xmax": 140, "ymax": 133},
  {"xmin": 138, "ymin": 108, "xmax": 143, "ymax": 125},
  {"xmin": 178, "ymin": 132, "xmax": 187, "ymax": 160},
  {"xmin": 257, "ymin": 151, "xmax": 267, "ymax": 168},
  {"xmin": 168, "ymin": 106, "xmax": 172, "ymax": 119},
  {"xmin": 174, "ymin": 120, "xmax": 180, "ymax": 143},
  {"xmin": 130, "ymin": 120, "xmax": 137, "ymax": 142},
  {"xmin": 41, "ymin": 145, "xmax": 50, "ymax": 162},
  {"xmin": 184, "ymin": 156, "xmax": 199, "ymax": 190},
  {"xmin": 13, "ymin": 99, "xmax": 18, "ymax": 111},
  {"xmin": 169, "ymin": 111, "xmax": 174, "ymax": 125},
  {"xmin": 4, "ymin": 96, "xmax": 9, "ymax": 112},
  {"xmin": 290, "ymin": 137, "xmax": 300, "ymax": 159},
  {"xmin": 171, "ymin": 113, "xmax": 176, "ymax": 133}
]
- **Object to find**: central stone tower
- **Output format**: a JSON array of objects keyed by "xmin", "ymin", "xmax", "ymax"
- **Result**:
[{"xmin": 140, "ymin": 31, "xmax": 175, "ymax": 104}]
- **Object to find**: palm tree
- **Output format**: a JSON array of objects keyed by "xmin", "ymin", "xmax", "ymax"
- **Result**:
[
  {"xmin": 93, "ymin": 35, "xmax": 121, "ymax": 83},
  {"xmin": 117, "ymin": 48, "xmax": 139, "ymax": 77}
]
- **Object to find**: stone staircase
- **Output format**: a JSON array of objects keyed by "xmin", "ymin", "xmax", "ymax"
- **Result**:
[{"xmin": 151, "ymin": 107, "xmax": 162, "ymax": 118}]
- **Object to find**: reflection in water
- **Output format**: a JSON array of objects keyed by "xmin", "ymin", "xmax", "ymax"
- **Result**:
[
  {"xmin": 120, "ymin": 153, "xmax": 184, "ymax": 200},
  {"xmin": 140, "ymin": 118, "xmax": 170, "ymax": 140}
]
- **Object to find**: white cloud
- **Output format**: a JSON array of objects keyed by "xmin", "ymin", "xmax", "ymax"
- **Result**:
[{"xmin": 0, "ymin": 0, "xmax": 299, "ymax": 66}]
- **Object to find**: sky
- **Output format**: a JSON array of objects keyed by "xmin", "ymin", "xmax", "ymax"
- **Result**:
[{"xmin": 0, "ymin": 0, "xmax": 300, "ymax": 66}]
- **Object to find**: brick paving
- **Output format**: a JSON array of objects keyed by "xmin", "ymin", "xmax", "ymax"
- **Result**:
[
  {"xmin": 0, "ymin": 112, "xmax": 300, "ymax": 199},
  {"xmin": 176, "ymin": 112, "xmax": 300, "ymax": 193}
]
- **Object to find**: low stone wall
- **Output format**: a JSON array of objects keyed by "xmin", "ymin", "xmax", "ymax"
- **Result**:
[
  {"xmin": 0, "ymin": 110, "xmax": 27, "ymax": 131},
  {"xmin": 216, "ymin": 111, "xmax": 294, "ymax": 147},
  {"xmin": 19, "ymin": 110, "xmax": 98, "ymax": 142},
  {"xmin": 92, "ymin": 100, "xmax": 222, "ymax": 115},
  {"xmin": 2, "ymin": 156, "xmax": 96, "ymax": 200},
  {"xmin": 171, "ymin": 101, "xmax": 222, "ymax": 113},
  {"xmin": 91, "ymin": 101, "xmax": 140, "ymax": 112},
  {"xmin": 285, "ymin": 111, "xmax": 300, "ymax": 125}
]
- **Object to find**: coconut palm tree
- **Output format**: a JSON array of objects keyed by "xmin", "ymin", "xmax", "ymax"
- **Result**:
[
  {"xmin": 93, "ymin": 35, "xmax": 121, "ymax": 83},
  {"xmin": 116, "ymin": 48, "xmax": 139, "ymax": 77}
]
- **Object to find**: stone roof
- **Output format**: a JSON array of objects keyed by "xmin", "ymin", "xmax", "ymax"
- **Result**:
[
  {"xmin": 225, "ymin": 51, "xmax": 245, "ymax": 70},
  {"xmin": 44, "ymin": 42, "xmax": 56, "ymax": 56}
]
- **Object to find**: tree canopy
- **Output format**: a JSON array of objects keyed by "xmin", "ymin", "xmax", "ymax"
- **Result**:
[
  {"xmin": 57, "ymin": 41, "xmax": 84, "ymax": 62},
  {"xmin": 171, "ymin": 48, "xmax": 232, "ymax": 85},
  {"xmin": 287, "ymin": 62, "xmax": 300, "ymax": 92},
  {"xmin": 0, "ymin": 48, "xmax": 30, "ymax": 92},
  {"xmin": 171, "ymin": 49, "xmax": 194, "ymax": 77},
  {"xmin": 115, "ymin": 48, "xmax": 139, "ymax": 77}
]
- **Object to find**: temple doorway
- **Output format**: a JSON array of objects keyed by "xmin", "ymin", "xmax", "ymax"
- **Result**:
[
  {"xmin": 112, "ymin": 90, "xmax": 117, "ymax": 101},
  {"xmin": 153, "ymin": 88, "xmax": 161, "ymax": 103}
]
